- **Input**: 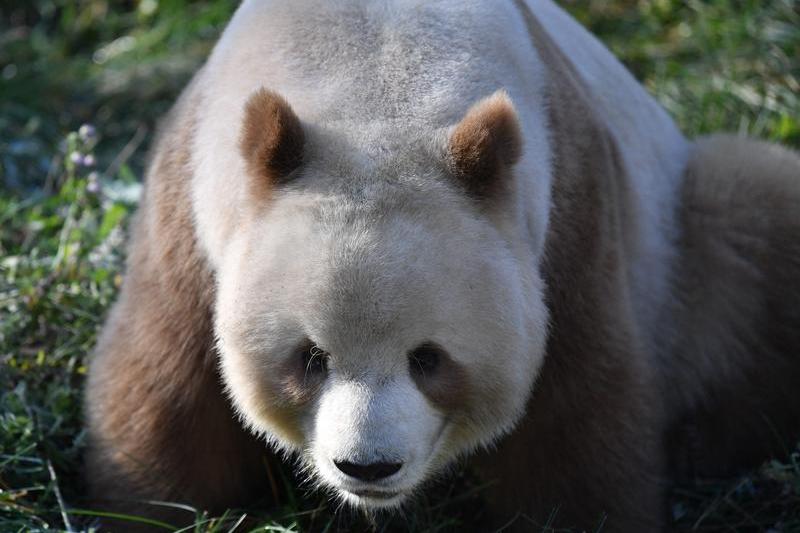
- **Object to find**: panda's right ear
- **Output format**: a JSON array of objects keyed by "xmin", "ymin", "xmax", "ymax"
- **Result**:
[{"xmin": 239, "ymin": 88, "xmax": 305, "ymax": 199}]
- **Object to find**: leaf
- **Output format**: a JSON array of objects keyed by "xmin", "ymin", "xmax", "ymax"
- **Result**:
[{"xmin": 98, "ymin": 203, "xmax": 127, "ymax": 240}]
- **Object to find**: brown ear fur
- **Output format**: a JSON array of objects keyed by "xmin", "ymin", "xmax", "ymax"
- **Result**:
[
  {"xmin": 240, "ymin": 88, "xmax": 305, "ymax": 199},
  {"xmin": 448, "ymin": 90, "xmax": 523, "ymax": 198}
]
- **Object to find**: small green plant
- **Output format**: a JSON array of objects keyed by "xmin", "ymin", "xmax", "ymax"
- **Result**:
[{"xmin": 0, "ymin": 122, "xmax": 132, "ymax": 532}]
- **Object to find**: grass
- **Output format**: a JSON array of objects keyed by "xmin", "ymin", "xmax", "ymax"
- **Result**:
[{"xmin": 1, "ymin": 0, "xmax": 798, "ymax": 531}]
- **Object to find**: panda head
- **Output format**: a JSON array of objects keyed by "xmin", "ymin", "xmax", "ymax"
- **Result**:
[{"xmin": 214, "ymin": 88, "xmax": 548, "ymax": 509}]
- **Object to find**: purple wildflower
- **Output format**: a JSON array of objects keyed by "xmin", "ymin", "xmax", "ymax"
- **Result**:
[
  {"xmin": 86, "ymin": 172, "xmax": 101, "ymax": 194},
  {"xmin": 79, "ymin": 124, "xmax": 97, "ymax": 142}
]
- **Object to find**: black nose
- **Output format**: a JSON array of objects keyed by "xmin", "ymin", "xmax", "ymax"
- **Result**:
[{"xmin": 334, "ymin": 460, "xmax": 402, "ymax": 482}]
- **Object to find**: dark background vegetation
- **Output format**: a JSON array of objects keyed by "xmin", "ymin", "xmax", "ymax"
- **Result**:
[{"xmin": 1, "ymin": 0, "xmax": 798, "ymax": 531}]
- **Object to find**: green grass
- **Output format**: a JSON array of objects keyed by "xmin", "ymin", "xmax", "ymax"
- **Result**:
[{"xmin": 1, "ymin": 1, "xmax": 798, "ymax": 531}]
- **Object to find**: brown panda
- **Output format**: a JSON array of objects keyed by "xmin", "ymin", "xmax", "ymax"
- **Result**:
[{"xmin": 84, "ymin": 0, "xmax": 800, "ymax": 530}]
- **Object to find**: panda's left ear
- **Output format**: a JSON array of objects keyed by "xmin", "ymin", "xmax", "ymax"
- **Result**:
[
  {"xmin": 446, "ymin": 90, "xmax": 523, "ymax": 199},
  {"xmin": 239, "ymin": 88, "xmax": 305, "ymax": 200}
]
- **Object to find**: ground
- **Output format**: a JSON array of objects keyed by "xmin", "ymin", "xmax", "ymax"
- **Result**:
[{"xmin": 1, "ymin": 1, "xmax": 799, "ymax": 531}]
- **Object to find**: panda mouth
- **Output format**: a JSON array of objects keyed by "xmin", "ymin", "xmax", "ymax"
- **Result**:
[{"xmin": 350, "ymin": 489, "xmax": 400, "ymax": 499}]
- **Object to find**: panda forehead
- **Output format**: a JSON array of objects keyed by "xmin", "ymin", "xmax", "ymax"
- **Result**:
[
  {"xmin": 243, "ymin": 170, "xmax": 507, "ymax": 332},
  {"xmin": 288, "ymin": 122, "xmax": 454, "ymax": 198},
  {"xmin": 254, "ymin": 202, "xmax": 453, "ymax": 339},
  {"xmin": 270, "ymin": 178, "xmax": 453, "ymax": 241},
  {"xmin": 260, "ymin": 179, "xmax": 499, "ymax": 290}
]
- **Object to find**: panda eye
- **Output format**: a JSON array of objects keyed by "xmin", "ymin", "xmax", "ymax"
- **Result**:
[
  {"xmin": 300, "ymin": 342, "xmax": 329, "ymax": 376},
  {"xmin": 408, "ymin": 342, "xmax": 443, "ymax": 377}
]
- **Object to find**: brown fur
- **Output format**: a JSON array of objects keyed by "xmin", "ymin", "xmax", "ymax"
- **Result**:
[
  {"xmin": 411, "ymin": 349, "xmax": 473, "ymax": 415},
  {"xmin": 240, "ymin": 88, "xmax": 305, "ymax": 201},
  {"xmin": 664, "ymin": 135, "xmax": 800, "ymax": 480},
  {"xmin": 447, "ymin": 92, "xmax": 523, "ymax": 199},
  {"xmin": 279, "ymin": 343, "xmax": 327, "ymax": 406},
  {"xmin": 84, "ymin": 81, "xmax": 275, "ymax": 529}
]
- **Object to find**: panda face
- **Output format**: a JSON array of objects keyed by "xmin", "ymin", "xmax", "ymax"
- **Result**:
[{"xmin": 213, "ymin": 162, "xmax": 548, "ymax": 508}]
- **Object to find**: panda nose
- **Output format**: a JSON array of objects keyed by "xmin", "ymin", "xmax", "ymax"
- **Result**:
[{"xmin": 334, "ymin": 460, "xmax": 402, "ymax": 481}]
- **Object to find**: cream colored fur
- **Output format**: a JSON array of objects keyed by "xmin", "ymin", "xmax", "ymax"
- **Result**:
[
  {"xmin": 198, "ymin": 0, "xmax": 687, "ymax": 491},
  {"xmin": 200, "ymin": 0, "xmax": 557, "ymax": 509}
]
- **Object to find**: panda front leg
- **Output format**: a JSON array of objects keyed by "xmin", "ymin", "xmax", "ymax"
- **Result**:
[
  {"xmin": 84, "ymin": 286, "xmax": 271, "ymax": 528},
  {"xmin": 83, "ymin": 107, "xmax": 272, "ymax": 528}
]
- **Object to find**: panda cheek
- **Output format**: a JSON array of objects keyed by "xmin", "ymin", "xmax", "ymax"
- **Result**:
[
  {"xmin": 237, "ymin": 355, "xmax": 323, "ymax": 448},
  {"xmin": 260, "ymin": 401, "xmax": 307, "ymax": 448}
]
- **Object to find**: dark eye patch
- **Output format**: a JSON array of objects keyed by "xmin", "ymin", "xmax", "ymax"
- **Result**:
[
  {"xmin": 408, "ymin": 342, "xmax": 444, "ymax": 377},
  {"xmin": 407, "ymin": 342, "xmax": 470, "ymax": 414},
  {"xmin": 278, "ymin": 340, "xmax": 329, "ymax": 405},
  {"xmin": 299, "ymin": 342, "xmax": 329, "ymax": 377}
]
